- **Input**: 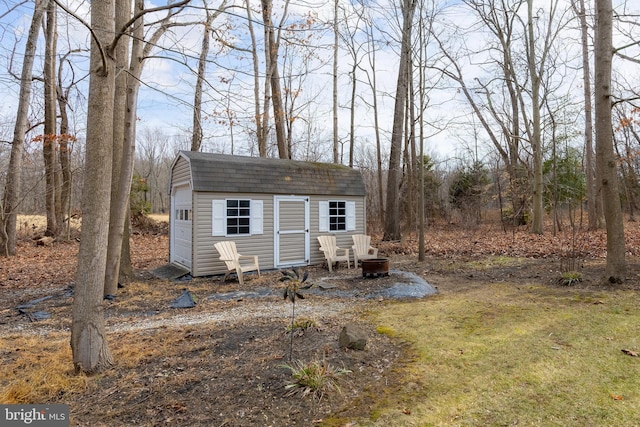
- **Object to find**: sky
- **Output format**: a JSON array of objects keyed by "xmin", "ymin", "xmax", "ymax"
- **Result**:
[{"xmin": 1, "ymin": 0, "xmax": 639, "ymax": 168}]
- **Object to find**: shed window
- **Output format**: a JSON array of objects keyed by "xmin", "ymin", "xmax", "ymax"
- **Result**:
[
  {"xmin": 175, "ymin": 209, "xmax": 191, "ymax": 221},
  {"xmin": 212, "ymin": 199, "xmax": 263, "ymax": 236},
  {"xmin": 329, "ymin": 201, "xmax": 346, "ymax": 231},
  {"xmin": 226, "ymin": 199, "xmax": 251, "ymax": 235},
  {"xmin": 319, "ymin": 200, "xmax": 356, "ymax": 232}
]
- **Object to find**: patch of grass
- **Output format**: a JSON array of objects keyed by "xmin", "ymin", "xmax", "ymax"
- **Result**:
[
  {"xmin": 558, "ymin": 270, "xmax": 583, "ymax": 286},
  {"xmin": 435, "ymin": 255, "xmax": 522, "ymax": 273},
  {"xmin": 0, "ymin": 327, "xmax": 204, "ymax": 406},
  {"xmin": 375, "ymin": 325, "xmax": 398, "ymax": 337},
  {"xmin": 286, "ymin": 317, "xmax": 317, "ymax": 332},
  {"xmin": 467, "ymin": 255, "xmax": 521, "ymax": 269},
  {"xmin": 361, "ymin": 284, "xmax": 640, "ymax": 426},
  {"xmin": 283, "ymin": 359, "xmax": 351, "ymax": 399},
  {"xmin": 0, "ymin": 333, "xmax": 88, "ymax": 403}
]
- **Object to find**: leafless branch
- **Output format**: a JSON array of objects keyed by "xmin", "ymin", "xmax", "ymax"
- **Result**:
[
  {"xmin": 51, "ymin": 0, "xmax": 107, "ymax": 74},
  {"xmin": 108, "ymin": 0, "xmax": 192, "ymax": 55}
]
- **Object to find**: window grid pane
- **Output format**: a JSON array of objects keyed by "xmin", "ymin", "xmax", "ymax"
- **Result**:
[
  {"xmin": 329, "ymin": 201, "xmax": 346, "ymax": 231},
  {"xmin": 226, "ymin": 199, "xmax": 251, "ymax": 235}
]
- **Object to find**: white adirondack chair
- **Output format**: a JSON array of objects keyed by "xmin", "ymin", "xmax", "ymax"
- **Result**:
[
  {"xmin": 214, "ymin": 241, "xmax": 260, "ymax": 285},
  {"xmin": 351, "ymin": 234, "xmax": 379, "ymax": 265},
  {"xmin": 317, "ymin": 235, "xmax": 350, "ymax": 272}
]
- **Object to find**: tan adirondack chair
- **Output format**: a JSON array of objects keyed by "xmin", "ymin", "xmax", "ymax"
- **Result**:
[
  {"xmin": 351, "ymin": 234, "xmax": 379, "ymax": 265},
  {"xmin": 214, "ymin": 241, "xmax": 260, "ymax": 285},
  {"xmin": 317, "ymin": 235, "xmax": 350, "ymax": 272}
]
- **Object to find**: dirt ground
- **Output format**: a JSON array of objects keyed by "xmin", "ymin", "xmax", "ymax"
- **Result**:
[{"xmin": 1, "ymin": 220, "xmax": 640, "ymax": 426}]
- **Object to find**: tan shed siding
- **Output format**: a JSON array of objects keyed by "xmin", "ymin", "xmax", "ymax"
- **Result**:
[
  {"xmin": 171, "ymin": 156, "xmax": 191, "ymax": 186},
  {"xmin": 309, "ymin": 195, "xmax": 365, "ymax": 266},
  {"xmin": 279, "ymin": 200, "xmax": 306, "ymax": 230},
  {"xmin": 278, "ymin": 234, "xmax": 306, "ymax": 264},
  {"xmin": 192, "ymin": 192, "xmax": 274, "ymax": 277}
]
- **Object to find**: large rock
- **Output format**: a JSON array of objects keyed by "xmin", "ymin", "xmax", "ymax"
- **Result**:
[{"xmin": 339, "ymin": 324, "xmax": 368, "ymax": 350}]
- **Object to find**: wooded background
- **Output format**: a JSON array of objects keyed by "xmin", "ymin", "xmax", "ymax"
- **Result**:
[{"xmin": 0, "ymin": 0, "xmax": 638, "ymax": 372}]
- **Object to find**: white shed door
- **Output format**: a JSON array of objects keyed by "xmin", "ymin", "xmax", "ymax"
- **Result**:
[
  {"xmin": 274, "ymin": 196, "xmax": 309, "ymax": 268},
  {"xmin": 171, "ymin": 184, "xmax": 192, "ymax": 268}
]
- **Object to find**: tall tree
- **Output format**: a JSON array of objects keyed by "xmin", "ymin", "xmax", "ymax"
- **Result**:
[
  {"xmin": 521, "ymin": 0, "xmax": 570, "ymax": 234},
  {"xmin": 246, "ymin": 0, "xmax": 269, "ymax": 156},
  {"xmin": 360, "ymin": 5, "xmax": 385, "ymax": 225},
  {"xmin": 191, "ymin": 1, "xmax": 223, "ymax": 152},
  {"xmin": 332, "ymin": 0, "xmax": 339, "ymax": 164},
  {"xmin": 384, "ymin": 0, "xmax": 416, "ymax": 241},
  {"xmin": 574, "ymin": 0, "xmax": 601, "ymax": 230},
  {"xmin": 526, "ymin": 0, "xmax": 544, "ymax": 234},
  {"xmin": 261, "ymin": 0, "xmax": 289, "ymax": 158},
  {"xmin": 104, "ymin": 0, "xmax": 190, "ymax": 296},
  {"xmin": 339, "ymin": 6, "xmax": 365, "ymax": 168},
  {"xmin": 71, "ymin": 0, "xmax": 116, "ymax": 373},
  {"xmin": 72, "ymin": 0, "xmax": 190, "ymax": 370},
  {"xmin": 104, "ymin": 0, "xmax": 134, "ymax": 297},
  {"xmin": 1, "ymin": 0, "xmax": 47, "ymax": 256},
  {"xmin": 432, "ymin": 1, "xmax": 530, "ymax": 227},
  {"xmin": 594, "ymin": 0, "xmax": 626, "ymax": 282},
  {"xmin": 43, "ymin": 0, "xmax": 60, "ymax": 237}
]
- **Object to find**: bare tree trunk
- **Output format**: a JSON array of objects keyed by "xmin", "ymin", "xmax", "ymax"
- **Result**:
[
  {"xmin": 104, "ymin": 0, "xmax": 133, "ymax": 297},
  {"xmin": 245, "ymin": 0, "xmax": 267, "ymax": 156},
  {"xmin": 105, "ymin": 0, "xmax": 187, "ymax": 294},
  {"xmin": 333, "ymin": 0, "xmax": 339, "ymax": 164},
  {"xmin": 349, "ymin": 61, "xmax": 357, "ymax": 168},
  {"xmin": 57, "ymin": 51, "xmax": 75, "ymax": 237},
  {"xmin": 403, "ymin": 68, "xmax": 416, "ymax": 233},
  {"xmin": 119, "ymin": 214, "xmax": 133, "ymax": 280},
  {"xmin": 270, "ymin": 45, "xmax": 287, "ymax": 158},
  {"xmin": 575, "ymin": 0, "xmax": 601, "ymax": 230},
  {"xmin": 44, "ymin": 0, "xmax": 59, "ymax": 237},
  {"xmin": 71, "ymin": 0, "xmax": 115, "ymax": 373},
  {"xmin": 594, "ymin": 0, "xmax": 626, "ymax": 282},
  {"xmin": 384, "ymin": 0, "xmax": 415, "ymax": 241},
  {"xmin": 368, "ymin": 39, "xmax": 385, "ymax": 226},
  {"xmin": 1, "ymin": 0, "xmax": 47, "ymax": 257},
  {"xmin": 191, "ymin": 3, "xmax": 213, "ymax": 152},
  {"xmin": 527, "ymin": 0, "xmax": 544, "ymax": 235},
  {"xmin": 262, "ymin": 0, "xmax": 288, "ymax": 158},
  {"xmin": 417, "ymin": 2, "xmax": 426, "ymax": 262}
]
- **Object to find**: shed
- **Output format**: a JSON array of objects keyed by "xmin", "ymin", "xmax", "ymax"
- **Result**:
[{"xmin": 169, "ymin": 151, "xmax": 368, "ymax": 277}]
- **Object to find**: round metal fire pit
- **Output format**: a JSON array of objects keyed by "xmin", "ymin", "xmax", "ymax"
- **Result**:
[{"xmin": 361, "ymin": 258, "xmax": 389, "ymax": 278}]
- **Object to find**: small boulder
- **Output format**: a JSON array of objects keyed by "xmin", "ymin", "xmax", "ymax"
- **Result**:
[{"xmin": 339, "ymin": 324, "xmax": 368, "ymax": 350}]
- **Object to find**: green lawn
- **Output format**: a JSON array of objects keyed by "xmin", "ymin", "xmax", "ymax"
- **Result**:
[{"xmin": 360, "ymin": 283, "xmax": 640, "ymax": 426}]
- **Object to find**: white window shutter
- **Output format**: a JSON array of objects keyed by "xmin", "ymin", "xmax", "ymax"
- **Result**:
[
  {"xmin": 319, "ymin": 201, "xmax": 329, "ymax": 232},
  {"xmin": 347, "ymin": 201, "xmax": 356, "ymax": 231},
  {"xmin": 212, "ymin": 200, "xmax": 225, "ymax": 236},
  {"xmin": 251, "ymin": 200, "xmax": 263, "ymax": 235}
]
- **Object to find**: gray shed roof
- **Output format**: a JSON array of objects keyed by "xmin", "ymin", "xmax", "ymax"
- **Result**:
[{"xmin": 175, "ymin": 151, "xmax": 366, "ymax": 196}]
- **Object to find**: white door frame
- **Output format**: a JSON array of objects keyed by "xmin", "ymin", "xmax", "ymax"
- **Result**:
[
  {"xmin": 274, "ymin": 195, "xmax": 309, "ymax": 268},
  {"xmin": 170, "ymin": 182, "xmax": 192, "ymax": 269}
]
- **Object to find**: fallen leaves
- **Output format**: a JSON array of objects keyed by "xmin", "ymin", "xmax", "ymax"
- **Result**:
[
  {"xmin": 0, "ymin": 233, "xmax": 167, "ymax": 290},
  {"xmin": 621, "ymin": 349, "xmax": 639, "ymax": 357},
  {"xmin": 379, "ymin": 222, "xmax": 640, "ymax": 259}
]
